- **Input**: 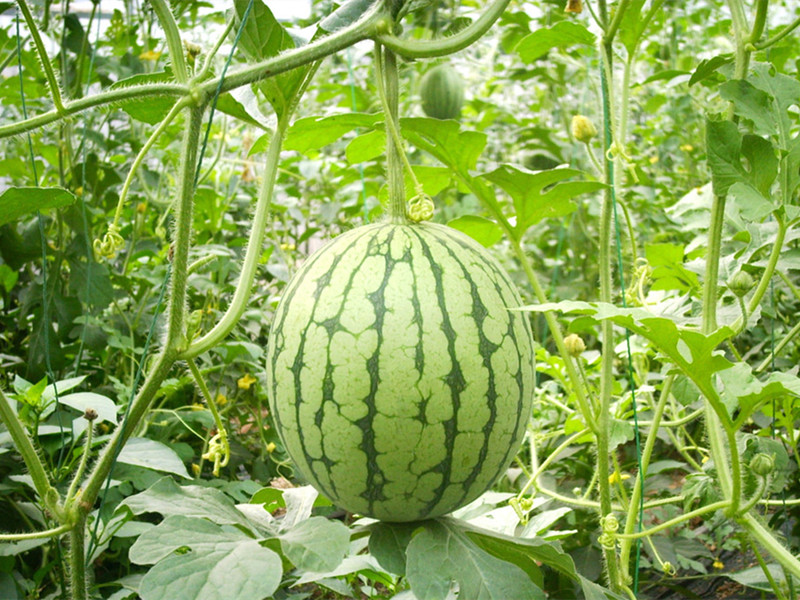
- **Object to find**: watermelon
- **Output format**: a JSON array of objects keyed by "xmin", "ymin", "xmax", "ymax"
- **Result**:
[
  {"xmin": 419, "ymin": 64, "xmax": 464, "ymax": 120},
  {"xmin": 266, "ymin": 222, "xmax": 534, "ymax": 522}
]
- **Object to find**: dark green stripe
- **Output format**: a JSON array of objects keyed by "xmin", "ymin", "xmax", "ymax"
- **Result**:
[
  {"xmin": 407, "ymin": 226, "xmax": 464, "ymax": 518},
  {"xmin": 268, "ymin": 225, "xmax": 379, "ymax": 500},
  {"xmin": 356, "ymin": 226, "xmax": 398, "ymax": 513}
]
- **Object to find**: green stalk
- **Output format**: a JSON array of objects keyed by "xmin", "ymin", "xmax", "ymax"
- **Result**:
[
  {"xmin": 211, "ymin": 5, "xmax": 387, "ymax": 97},
  {"xmin": 377, "ymin": 0, "xmax": 510, "ymax": 58},
  {"xmin": 755, "ymin": 319, "xmax": 800, "ymax": 374},
  {"xmin": 0, "ymin": 523, "xmax": 71, "ymax": 541},
  {"xmin": 0, "ymin": 388, "xmax": 59, "ymax": 515},
  {"xmin": 377, "ymin": 45, "xmax": 408, "ymax": 223},
  {"xmin": 149, "ymin": 0, "xmax": 189, "ymax": 83},
  {"xmin": 699, "ymin": 0, "xmax": 754, "ymax": 531},
  {"xmin": 81, "ymin": 106, "xmax": 204, "ymax": 512},
  {"xmin": 748, "ymin": 0, "xmax": 769, "ymax": 45},
  {"xmin": 616, "ymin": 500, "xmax": 732, "ymax": 540},
  {"xmin": 702, "ymin": 196, "xmax": 726, "ymax": 333},
  {"xmin": 603, "ymin": 0, "xmax": 634, "ymax": 45},
  {"xmin": 518, "ymin": 428, "xmax": 590, "ymax": 497},
  {"xmin": 195, "ymin": 18, "xmax": 236, "ymax": 82},
  {"xmin": 618, "ymin": 375, "xmax": 674, "ymax": 578},
  {"xmin": 64, "ymin": 420, "xmax": 94, "ymax": 508},
  {"xmin": 597, "ymin": 36, "xmax": 622, "ymax": 592},
  {"xmin": 112, "ymin": 98, "xmax": 190, "ymax": 232},
  {"xmin": 16, "ymin": 0, "xmax": 65, "ymax": 113},
  {"xmin": 741, "ymin": 513, "xmax": 800, "ymax": 580},
  {"xmin": 68, "ymin": 513, "xmax": 87, "ymax": 600},
  {"xmin": 729, "ymin": 216, "xmax": 787, "ymax": 335},
  {"xmin": 0, "ymin": 83, "xmax": 189, "ymax": 139},
  {"xmin": 509, "ymin": 239, "xmax": 599, "ymax": 434},
  {"xmin": 181, "ymin": 62, "xmax": 319, "ymax": 359},
  {"xmin": 755, "ymin": 15, "xmax": 800, "ymax": 50},
  {"xmin": 70, "ymin": 0, "xmax": 98, "ymax": 99}
]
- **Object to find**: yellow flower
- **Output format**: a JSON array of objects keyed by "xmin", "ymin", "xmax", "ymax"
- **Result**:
[
  {"xmin": 702, "ymin": 455, "xmax": 709, "ymax": 464},
  {"xmin": 608, "ymin": 471, "xmax": 631, "ymax": 484},
  {"xmin": 680, "ymin": 144, "xmax": 694, "ymax": 152},
  {"xmin": 266, "ymin": 442, "xmax": 276, "ymax": 453},
  {"xmin": 139, "ymin": 50, "xmax": 162, "ymax": 61},
  {"xmin": 713, "ymin": 559, "xmax": 724, "ymax": 570},
  {"xmin": 215, "ymin": 393, "xmax": 228, "ymax": 406},
  {"xmin": 649, "ymin": 155, "xmax": 659, "ymax": 164},
  {"xmin": 191, "ymin": 463, "xmax": 201, "ymax": 476},
  {"xmin": 238, "ymin": 373, "xmax": 257, "ymax": 390}
]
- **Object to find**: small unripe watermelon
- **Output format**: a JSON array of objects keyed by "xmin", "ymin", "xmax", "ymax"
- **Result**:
[
  {"xmin": 266, "ymin": 222, "xmax": 534, "ymax": 522},
  {"xmin": 419, "ymin": 64, "xmax": 464, "ymax": 120}
]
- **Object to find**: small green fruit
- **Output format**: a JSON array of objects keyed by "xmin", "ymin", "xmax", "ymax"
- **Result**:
[{"xmin": 419, "ymin": 64, "xmax": 464, "ymax": 120}]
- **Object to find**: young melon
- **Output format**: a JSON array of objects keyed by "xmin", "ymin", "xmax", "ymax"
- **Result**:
[
  {"xmin": 419, "ymin": 64, "xmax": 464, "ymax": 120},
  {"xmin": 266, "ymin": 222, "xmax": 534, "ymax": 522}
]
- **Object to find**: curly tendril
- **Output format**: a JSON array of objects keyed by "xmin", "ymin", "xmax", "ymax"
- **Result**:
[
  {"xmin": 93, "ymin": 225, "xmax": 125, "ymax": 260},
  {"xmin": 598, "ymin": 513, "xmax": 620, "ymax": 550},
  {"xmin": 408, "ymin": 192, "xmax": 434, "ymax": 222}
]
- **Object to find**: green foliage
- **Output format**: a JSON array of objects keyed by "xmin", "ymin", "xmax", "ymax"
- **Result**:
[{"xmin": 1, "ymin": 0, "xmax": 800, "ymax": 599}]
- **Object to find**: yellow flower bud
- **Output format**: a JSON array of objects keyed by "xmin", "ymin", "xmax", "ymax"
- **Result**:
[
  {"xmin": 564, "ymin": 333, "xmax": 586, "ymax": 357},
  {"xmin": 565, "ymin": 0, "xmax": 583, "ymax": 13},
  {"xmin": 571, "ymin": 115, "xmax": 597, "ymax": 143}
]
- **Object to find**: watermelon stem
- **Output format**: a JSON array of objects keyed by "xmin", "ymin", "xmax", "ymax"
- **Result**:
[{"xmin": 375, "ymin": 43, "xmax": 412, "ymax": 224}]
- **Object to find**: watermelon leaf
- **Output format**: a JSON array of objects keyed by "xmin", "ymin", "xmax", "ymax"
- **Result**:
[
  {"xmin": 286, "ymin": 113, "xmax": 383, "ymax": 155},
  {"xmin": 278, "ymin": 516, "xmax": 351, "ymax": 572},
  {"xmin": 0, "ymin": 187, "xmax": 75, "ymax": 226},
  {"xmin": 400, "ymin": 117, "xmax": 487, "ymax": 176},
  {"xmin": 136, "ymin": 526, "xmax": 282, "ymax": 600},
  {"xmin": 481, "ymin": 165, "xmax": 606, "ymax": 239},
  {"xmin": 121, "ymin": 477, "xmax": 253, "ymax": 529},
  {"xmin": 521, "ymin": 301, "xmax": 736, "ymax": 423},
  {"xmin": 515, "ymin": 21, "xmax": 595, "ymax": 63},
  {"xmin": 116, "ymin": 438, "xmax": 191, "ymax": 479},
  {"xmin": 448, "ymin": 215, "xmax": 504, "ymax": 247},
  {"xmin": 232, "ymin": 0, "xmax": 308, "ymax": 119},
  {"xmin": 369, "ymin": 521, "xmax": 420, "ymax": 576},
  {"xmin": 405, "ymin": 520, "xmax": 546, "ymax": 600}
]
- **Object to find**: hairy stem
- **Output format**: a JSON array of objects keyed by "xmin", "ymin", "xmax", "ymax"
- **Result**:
[
  {"xmin": 0, "ymin": 388, "xmax": 58, "ymax": 514},
  {"xmin": 0, "ymin": 83, "xmax": 189, "ymax": 139},
  {"xmin": 81, "ymin": 106, "xmax": 204, "ymax": 510},
  {"xmin": 16, "ymin": 0, "xmax": 65, "ymax": 113},
  {"xmin": 0, "ymin": 523, "xmax": 71, "ymax": 541},
  {"xmin": 181, "ymin": 59, "xmax": 321, "ymax": 359},
  {"xmin": 741, "ymin": 513, "xmax": 800, "ymax": 580},
  {"xmin": 149, "ymin": 0, "xmax": 188, "ymax": 83},
  {"xmin": 378, "ymin": 46, "xmax": 408, "ymax": 223},
  {"xmin": 377, "ymin": 0, "xmax": 511, "ymax": 58},
  {"xmin": 597, "ymin": 35, "xmax": 622, "ymax": 592},
  {"xmin": 618, "ymin": 375, "xmax": 674, "ymax": 577},
  {"xmin": 69, "ymin": 513, "xmax": 88, "ymax": 600}
]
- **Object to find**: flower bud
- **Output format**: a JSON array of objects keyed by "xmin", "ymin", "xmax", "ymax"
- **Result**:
[
  {"xmin": 565, "ymin": 0, "xmax": 583, "ymax": 13},
  {"xmin": 750, "ymin": 452, "xmax": 775, "ymax": 477},
  {"xmin": 564, "ymin": 333, "xmax": 586, "ymax": 357},
  {"xmin": 571, "ymin": 115, "xmax": 597, "ymax": 143},
  {"xmin": 83, "ymin": 408, "xmax": 98, "ymax": 422},
  {"xmin": 727, "ymin": 270, "xmax": 755, "ymax": 298}
]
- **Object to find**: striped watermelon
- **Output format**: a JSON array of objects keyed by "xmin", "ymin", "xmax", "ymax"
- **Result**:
[
  {"xmin": 419, "ymin": 64, "xmax": 464, "ymax": 120},
  {"xmin": 266, "ymin": 222, "xmax": 534, "ymax": 522}
]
